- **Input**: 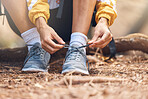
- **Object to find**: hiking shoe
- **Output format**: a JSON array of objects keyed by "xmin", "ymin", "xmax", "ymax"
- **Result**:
[
  {"xmin": 62, "ymin": 44, "xmax": 89, "ymax": 75},
  {"xmin": 22, "ymin": 43, "xmax": 51, "ymax": 72}
]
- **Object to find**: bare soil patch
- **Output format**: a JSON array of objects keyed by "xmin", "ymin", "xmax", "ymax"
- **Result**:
[{"xmin": 0, "ymin": 50, "xmax": 148, "ymax": 99}]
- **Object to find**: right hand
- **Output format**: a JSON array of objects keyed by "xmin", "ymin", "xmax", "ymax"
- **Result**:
[
  {"xmin": 36, "ymin": 17, "xmax": 65, "ymax": 54},
  {"xmin": 88, "ymin": 17, "xmax": 112, "ymax": 48}
]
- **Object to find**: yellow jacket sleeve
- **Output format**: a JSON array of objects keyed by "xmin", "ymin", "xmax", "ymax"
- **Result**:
[
  {"xmin": 27, "ymin": 0, "xmax": 50, "ymax": 25},
  {"xmin": 96, "ymin": 0, "xmax": 117, "ymax": 26}
]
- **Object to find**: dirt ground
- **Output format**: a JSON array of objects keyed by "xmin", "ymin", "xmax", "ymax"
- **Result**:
[
  {"xmin": 0, "ymin": 50, "xmax": 148, "ymax": 99},
  {"xmin": 0, "ymin": 0, "xmax": 148, "ymax": 99}
]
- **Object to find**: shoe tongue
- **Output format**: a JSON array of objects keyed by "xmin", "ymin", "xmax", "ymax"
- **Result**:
[
  {"xmin": 30, "ymin": 42, "xmax": 41, "ymax": 51},
  {"xmin": 71, "ymin": 44, "xmax": 80, "ymax": 47},
  {"xmin": 69, "ymin": 44, "xmax": 85, "ymax": 53},
  {"xmin": 69, "ymin": 44, "xmax": 82, "ymax": 50},
  {"xmin": 34, "ymin": 42, "xmax": 41, "ymax": 47}
]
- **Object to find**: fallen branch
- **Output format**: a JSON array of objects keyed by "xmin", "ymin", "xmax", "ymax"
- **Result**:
[
  {"xmin": 0, "ymin": 47, "xmax": 27, "ymax": 62},
  {"xmin": 88, "ymin": 33, "xmax": 148, "ymax": 55},
  {"xmin": 54, "ymin": 76, "xmax": 127, "ymax": 85},
  {"xmin": 0, "ymin": 33, "xmax": 147, "ymax": 61}
]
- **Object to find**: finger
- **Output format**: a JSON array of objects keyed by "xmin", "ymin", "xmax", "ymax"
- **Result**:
[
  {"xmin": 100, "ymin": 31, "xmax": 112, "ymax": 42},
  {"xmin": 88, "ymin": 32, "xmax": 99, "ymax": 44},
  {"xmin": 88, "ymin": 32, "xmax": 100, "ymax": 48},
  {"xmin": 94, "ymin": 37, "xmax": 112, "ymax": 48},
  {"xmin": 52, "ymin": 32, "xmax": 65, "ymax": 45},
  {"xmin": 42, "ymin": 43, "xmax": 59, "ymax": 54},
  {"xmin": 44, "ymin": 38, "xmax": 64, "ymax": 49},
  {"xmin": 94, "ymin": 32, "xmax": 112, "ymax": 45},
  {"xmin": 99, "ymin": 39, "xmax": 111, "ymax": 48}
]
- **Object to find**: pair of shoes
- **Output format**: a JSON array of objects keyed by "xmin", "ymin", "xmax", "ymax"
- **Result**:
[{"xmin": 22, "ymin": 43, "xmax": 89, "ymax": 75}]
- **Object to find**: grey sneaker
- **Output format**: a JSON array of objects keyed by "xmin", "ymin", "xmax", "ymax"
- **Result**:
[
  {"xmin": 22, "ymin": 43, "xmax": 51, "ymax": 72},
  {"xmin": 62, "ymin": 44, "xmax": 89, "ymax": 75}
]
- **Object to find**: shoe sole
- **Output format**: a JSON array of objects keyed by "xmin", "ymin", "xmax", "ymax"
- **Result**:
[
  {"xmin": 63, "ymin": 72, "xmax": 89, "ymax": 76},
  {"xmin": 22, "ymin": 68, "xmax": 47, "ymax": 73},
  {"xmin": 62, "ymin": 69, "xmax": 89, "ymax": 76}
]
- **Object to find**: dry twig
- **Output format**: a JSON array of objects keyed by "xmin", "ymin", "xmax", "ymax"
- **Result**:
[{"xmin": 54, "ymin": 76, "xmax": 127, "ymax": 85}]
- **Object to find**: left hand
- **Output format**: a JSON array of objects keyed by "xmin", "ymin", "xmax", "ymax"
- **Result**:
[{"xmin": 88, "ymin": 17, "xmax": 112, "ymax": 48}]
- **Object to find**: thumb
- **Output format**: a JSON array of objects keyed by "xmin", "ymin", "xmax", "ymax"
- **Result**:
[
  {"xmin": 88, "ymin": 40, "xmax": 94, "ymax": 44},
  {"xmin": 88, "ymin": 34, "xmax": 98, "ymax": 44}
]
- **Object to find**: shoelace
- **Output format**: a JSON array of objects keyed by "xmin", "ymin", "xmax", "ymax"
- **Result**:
[
  {"xmin": 25, "ymin": 43, "xmax": 91, "ymax": 72},
  {"xmin": 24, "ymin": 44, "xmax": 45, "ymax": 65},
  {"xmin": 62, "ymin": 44, "xmax": 91, "ymax": 72}
]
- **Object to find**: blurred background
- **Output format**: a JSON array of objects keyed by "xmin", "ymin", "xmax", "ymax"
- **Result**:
[
  {"xmin": 0, "ymin": 0, "xmax": 148, "ymax": 48},
  {"xmin": 110, "ymin": 0, "xmax": 148, "ymax": 37}
]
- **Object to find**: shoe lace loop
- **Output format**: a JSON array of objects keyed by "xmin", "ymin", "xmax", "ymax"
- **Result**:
[
  {"xmin": 24, "ymin": 44, "xmax": 45, "ymax": 65},
  {"xmin": 63, "ymin": 44, "xmax": 90, "ymax": 71}
]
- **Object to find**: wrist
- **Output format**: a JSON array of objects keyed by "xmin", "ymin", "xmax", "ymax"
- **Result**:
[
  {"xmin": 36, "ymin": 17, "xmax": 47, "ymax": 32},
  {"xmin": 98, "ymin": 17, "xmax": 109, "ymax": 27}
]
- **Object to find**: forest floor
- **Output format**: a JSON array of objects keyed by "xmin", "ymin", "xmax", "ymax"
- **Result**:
[
  {"xmin": 0, "ymin": 0, "xmax": 148, "ymax": 98},
  {"xmin": 0, "ymin": 50, "xmax": 148, "ymax": 99}
]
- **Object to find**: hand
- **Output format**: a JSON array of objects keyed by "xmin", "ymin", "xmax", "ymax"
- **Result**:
[
  {"xmin": 88, "ymin": 17, "xmax": 112, "ymax": 48},
  {"xmin": 36, "ymin": 17, "xmax": 65, "ymax": 54}
]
